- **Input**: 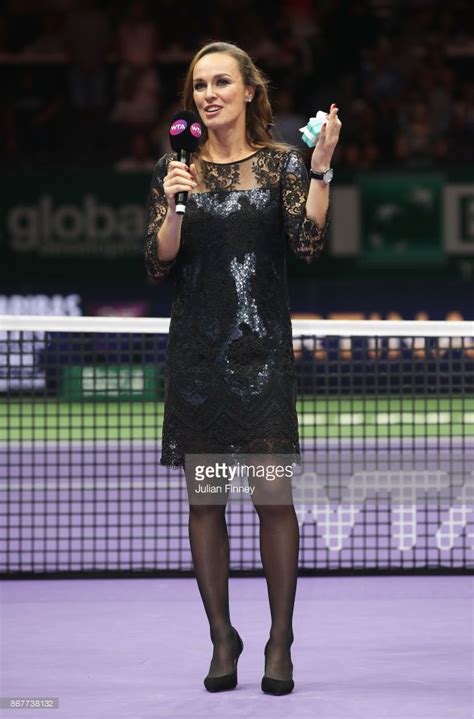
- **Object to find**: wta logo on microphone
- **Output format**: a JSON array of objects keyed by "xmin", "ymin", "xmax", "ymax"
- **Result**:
[
  {"xmin": 190, "ymin": 123, "xmax": 202, "ymax": 138},
  {"xmin": 170, "ymin": 120, "xmax": 187, "ymax": 136}
]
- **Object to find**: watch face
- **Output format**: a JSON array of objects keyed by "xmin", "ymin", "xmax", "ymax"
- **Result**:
[{"xmin": 324, "ymin": 168, "xmax": 334, "ymax": 183}]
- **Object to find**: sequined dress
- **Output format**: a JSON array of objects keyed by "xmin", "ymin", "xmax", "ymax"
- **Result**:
[{"xmin": 145, "ymin": 147, "xmax": 329, "ymax": 468}]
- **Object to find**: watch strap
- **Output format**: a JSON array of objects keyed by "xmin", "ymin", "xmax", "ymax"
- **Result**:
[
  {"xmin": 310, "ymin": 167, "xmax": 333, "ymax": 183},
  {"xmin": 310, "ymin": 168, "xmax": 329, "ymax": 181}
]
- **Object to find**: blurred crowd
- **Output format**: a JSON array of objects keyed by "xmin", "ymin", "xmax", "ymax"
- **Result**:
[{"xmin": 0, "ymin": 0, "xmax": 473, "ymax": 171}]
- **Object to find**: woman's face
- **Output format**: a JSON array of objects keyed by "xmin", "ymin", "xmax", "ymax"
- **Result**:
[{"xmin": 192, "ymin": 52, "xmax": 253, "ymax": 131}]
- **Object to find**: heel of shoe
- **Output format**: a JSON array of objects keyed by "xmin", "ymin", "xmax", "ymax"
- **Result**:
[{"xmin": 235, "ymin": 630, "xmax": 244, "ymax": 657}]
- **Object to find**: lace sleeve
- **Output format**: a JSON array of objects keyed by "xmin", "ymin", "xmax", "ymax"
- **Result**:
[
  {"xmin": 281, "ymin": 150, "xmax": 329, "ymax": 263},
  {"xmin": 144, "ymin": 154, "xmax": 177, "ymax": 280}
]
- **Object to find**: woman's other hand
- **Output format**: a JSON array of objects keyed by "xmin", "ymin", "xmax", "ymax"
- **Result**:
[{"xmin": 311, "ymin": 104, "xmax": 342, "ymax": 171}]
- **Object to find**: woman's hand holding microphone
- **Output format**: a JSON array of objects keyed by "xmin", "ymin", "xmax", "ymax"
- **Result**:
[
  {"xmin": 156, "ymin": 160, "xmax": 198, "ymax": 262},
  {"xmin": 163, "ymin": 162, "xmax": 198, "ymax": 214}
]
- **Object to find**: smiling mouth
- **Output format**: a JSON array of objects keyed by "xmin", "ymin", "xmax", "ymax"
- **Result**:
[{"xmin": 204, "ymin": 106, "xmax": 222, "ymax": 114}]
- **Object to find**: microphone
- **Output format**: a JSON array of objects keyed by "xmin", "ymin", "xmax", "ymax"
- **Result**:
[{"xmin": 168, "ymin": 110, "xmax": 202, "ymax": 214}]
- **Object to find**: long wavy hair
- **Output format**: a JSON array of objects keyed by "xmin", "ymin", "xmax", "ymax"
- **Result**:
[{"xmin": 181, "ymin": 41, "xmax": 290, "ymax": 156}]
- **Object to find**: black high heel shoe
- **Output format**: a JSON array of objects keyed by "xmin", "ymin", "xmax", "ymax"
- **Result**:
[
  {"xmin": 261, "ymin": 639, "xmax": 295, "ymax": 695},
  {"xmin": 203, "ymin": 627, "xmax": 244, "ymax": 692}
]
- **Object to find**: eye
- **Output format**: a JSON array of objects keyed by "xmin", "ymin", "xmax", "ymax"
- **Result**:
[
  {"xmin": 193, "ymin": 81, "xmax": 205, "ymax": 90},
  {"xmin": 217, "ymin": 78, "xmax": 229, "ymax": 85}
]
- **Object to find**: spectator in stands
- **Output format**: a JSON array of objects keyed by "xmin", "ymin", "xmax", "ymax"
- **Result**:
[
  {"xmin": 9, "ymin": 68, "xmax": 65, "ymax": 164},
  {"xmin": 60, "ymin": 0, "xmax": 112, "ymax": 162},
  {"xmin": 341, "ymin": 139, "xmax": 379, "ymax": 170},
  {"xmin": 272, "ymin": 88, "xmax": 306, "ymax": 147},
  {"xmin": 64, "ymin": 0, "xmax": 111, "ymax": 111},
  {"xmin": 281, "ymin": 0, "xmax": 319, "ymax": 75},
  {"xmin": 0, "ymin": 14, "xmax": 8, "ymax": 52},
  {"xmin": 424, "ymin": 66, "xmax": 454, "ymax": 138},
  {"xmin": 447, "ymin": 93, "xmax": 474, "ymax": 163},
  {"xmin": 115, "ymin": 131, "xmax": 156, "ymax": 172},
  {"xmin": 394, "ymin": 100, "xmax": 436, "ymax": 167},
  {"xmin": 373, "ymin": 95, "xmax": 399, "ymax": 164},
  {"xmin": 116, "ymin": 0, "xmax": 159, "ymax": 69},
  {"xmin": 462, "ymin": 80, "xmax": 474, "ymax": 133},
  {"xmin": 109, "ymin": 64, "xmax": 161, "ymax": 134},
  {"xmin": 22, "ymin": 11, "xmax": 65, "ymax": 55},
  {"xmin": 364, "ymin": 37, "xmax": 405, "ymax": 101}
]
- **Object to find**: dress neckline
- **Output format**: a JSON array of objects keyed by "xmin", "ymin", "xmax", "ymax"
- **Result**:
[{"xmin": 199, "ymin": 147, "xmax": 266, "ymax": 166}]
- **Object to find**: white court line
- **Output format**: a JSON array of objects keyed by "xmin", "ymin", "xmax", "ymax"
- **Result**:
[{"xmin": 299, "ymin": 412, "xmax": 472, "ymax": 425}]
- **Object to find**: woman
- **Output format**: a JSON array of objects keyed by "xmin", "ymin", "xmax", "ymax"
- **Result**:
[{"xmin": 145, "ymin": 41, "xmax": 341, "ymax": 695}]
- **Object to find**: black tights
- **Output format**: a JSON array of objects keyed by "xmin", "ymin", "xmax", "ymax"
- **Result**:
[{"xmin": 187, "ymin": 462, "xmax": 299, "ymax": 680}]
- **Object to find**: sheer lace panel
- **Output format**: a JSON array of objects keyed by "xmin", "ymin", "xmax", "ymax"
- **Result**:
[
  {"xmin": 280, "ymin": 150, "xmax": 330, "ymax": 263},
  {"xmin": 195, "ymin": 148, "xmax": 272, "ymax": 192},
  {"xmin": 144, "ymin": 154, "xmax": 177, "ymax": 281}
]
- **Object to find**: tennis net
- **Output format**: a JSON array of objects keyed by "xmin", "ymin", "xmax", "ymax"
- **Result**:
[{"xmin": 0, "ymin": 316, "xmax": 473, "ymax": 577}]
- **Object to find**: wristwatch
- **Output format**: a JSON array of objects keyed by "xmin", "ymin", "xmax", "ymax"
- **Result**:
[{"xmin": 310, "ymin": 167, "xmax": 333, "ymax": 184}]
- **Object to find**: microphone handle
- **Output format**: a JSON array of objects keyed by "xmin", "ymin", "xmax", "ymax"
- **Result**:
[{"xmin": 175, "ymin": 149, "xmax": 191, "ymax": 215}]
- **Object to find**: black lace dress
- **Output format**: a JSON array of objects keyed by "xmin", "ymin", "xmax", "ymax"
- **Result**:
[{"xmin": 145, "ymin": 147, "xmax": 329, "ymax": 468}]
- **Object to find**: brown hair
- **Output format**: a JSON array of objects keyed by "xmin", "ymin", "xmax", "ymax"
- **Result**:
[{"xmin": 181, "ymin": 41, "xmax": 290, "ymax": 155}]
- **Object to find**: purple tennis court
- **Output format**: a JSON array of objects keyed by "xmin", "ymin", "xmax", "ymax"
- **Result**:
[{"xmin": 2, "ymin": 576, "xmax": 472, "ymax": 718}]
